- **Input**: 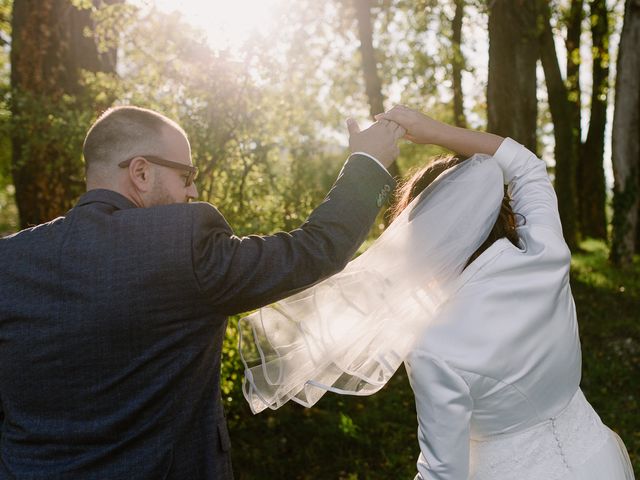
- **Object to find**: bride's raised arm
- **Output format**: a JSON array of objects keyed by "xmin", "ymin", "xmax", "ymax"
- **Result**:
[
  {"xmin": 377, "ymin": 105, "xmax": 503, "ymax": 156},
  {"xmin": 379, "ymin": 105, "xmax": 564, "ymax": 240},
  {"xmin": 492, "ymin": 138, "xmax": 565, "ymax": 240}
]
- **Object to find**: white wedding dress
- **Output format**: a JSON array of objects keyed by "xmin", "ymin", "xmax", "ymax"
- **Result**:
[
  {"xmin": 239, "ymin": 138, "xmax": 635, "ymax": 479},
  {"xmin": 405, "ymin": 138, "xmax": 634, "ymax": 479}
]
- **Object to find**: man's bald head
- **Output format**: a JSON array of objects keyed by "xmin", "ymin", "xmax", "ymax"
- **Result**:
[{"xmin": 83, "ymin": 106, "xmax": 188, "ymax": 180}]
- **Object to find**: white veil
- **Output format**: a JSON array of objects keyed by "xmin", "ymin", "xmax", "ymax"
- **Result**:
[{"xmin": 239, "ymin": 154, "xmax": 505, "ymax": 414}]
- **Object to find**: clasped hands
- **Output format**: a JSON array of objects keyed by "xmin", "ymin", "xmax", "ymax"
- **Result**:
[{"xmin": 348, "ymin": 105, "xmax": 442, "ymax": 168}]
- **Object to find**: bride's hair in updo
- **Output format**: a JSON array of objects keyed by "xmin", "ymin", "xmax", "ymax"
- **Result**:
[{"xmin": 389, "ymin": 154, "xmax": 521, "ymax": 267}]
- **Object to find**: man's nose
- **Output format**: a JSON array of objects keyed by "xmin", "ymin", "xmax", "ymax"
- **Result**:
[{"xmin": 187, "ymin": 182, "xmax": 199, "ymax": 201}]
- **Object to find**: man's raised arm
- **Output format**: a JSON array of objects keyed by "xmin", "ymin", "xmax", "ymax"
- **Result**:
[{"xmin": 191, "ymin": 118, "xmax": 406, "ymax": 315}]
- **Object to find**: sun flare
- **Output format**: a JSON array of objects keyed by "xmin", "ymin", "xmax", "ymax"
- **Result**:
[{"xmin": 153, "ymin": 0, "xmax": 283, "ymax": 52}]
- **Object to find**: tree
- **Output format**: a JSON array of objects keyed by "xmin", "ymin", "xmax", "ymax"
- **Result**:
[
  {"xmin": 556, "ymin": 0, "xmax": 610, "ymax": 241},
  {"xmin": 579, "ymin": 0, "xmax": 610, "ymax": 240},
  {"xmin": 354, "ymin": 0, "xmax": 385, "ymax": 118},
  {"xmin": 487, "ymin": 0, "xmax": 538, "ymax": 153},
  {"xmin": 451, "ymin": 0, "xmax": 466, "ymax": 128},
  {"xmin": 538, "ymin": 0, "xmax": 581, "ymax": 250},
  {"xmin": 10, "ymin": 0, "xmax": 118, "ymax": 228},
  {"xmin": 377, "ymin": 0, "xmax": 472, "ymax": 127},
  {"xmin": 353, "ymin": 0, "xmax": 399, "ymax": 178},
  {"xmin": 564, "ymin": 0, "xmax": 584, "ymax": 172},
  {"xmin": 610, "ymin": 0, "xmax": 640, "ymax": 266},
  {"xmin": 0, "ymin": 0, "xmax": 17, "ymax": 235}
]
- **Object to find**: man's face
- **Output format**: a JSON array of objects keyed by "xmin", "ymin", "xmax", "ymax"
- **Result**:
[{"xmin": 147, "ymin": 127, "xmax": 199, "ymax": 206}]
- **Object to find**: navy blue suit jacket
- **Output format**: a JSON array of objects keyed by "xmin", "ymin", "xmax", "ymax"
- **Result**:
[{"xmin": 0, "ymin": 155, "xmax": 394, "ymax": 479}]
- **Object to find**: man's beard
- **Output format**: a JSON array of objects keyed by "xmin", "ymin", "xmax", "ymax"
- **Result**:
[{"xmin": 148, "ymin": 176, "xmax": 181, "ymax": 206}]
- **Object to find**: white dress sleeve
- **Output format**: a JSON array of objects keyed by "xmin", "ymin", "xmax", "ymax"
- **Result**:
[
  {"xmin": 493, "ymin": 137, "xmax": 564, "ymax": 239},
  {"xmin": 405, "ymin": 350, "xmax": 473, "ymax": 480}
]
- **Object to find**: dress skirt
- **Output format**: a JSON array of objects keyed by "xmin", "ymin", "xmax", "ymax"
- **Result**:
[{"xmin": 468, "ymin": 389, "xmax": 635, "ymax": 479}]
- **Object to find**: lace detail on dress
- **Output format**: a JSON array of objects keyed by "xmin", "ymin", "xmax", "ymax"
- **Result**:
[{"xmin": 469, "ymin": 390, "xmax": 609, "ymax": 480}]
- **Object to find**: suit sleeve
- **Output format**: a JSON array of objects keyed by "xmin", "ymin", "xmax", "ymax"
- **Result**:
[
  {"xmin": 406, "ymin": 351, "xmax": 473, "ymax": 480},
  {"xmin": 191, "ymin": 154, "xmax": 395, "ymax": 315},
  {"xmin": 493, "ymin": 138, "xmax": 564, "ymax": 239}
]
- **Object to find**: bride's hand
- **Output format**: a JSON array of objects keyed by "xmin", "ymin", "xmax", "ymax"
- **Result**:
[
  {"xmin": 379, "ymin": 105, "xmax": 505, "ymax": 156},
  {"xmin": 376, "ymin": 105, "xmax": 446, "ymax": 145}
]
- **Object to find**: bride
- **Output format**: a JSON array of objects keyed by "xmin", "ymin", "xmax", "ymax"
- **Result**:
[{"xmin": 239, "ymin": 105, "xmax": 635, "ymax": 479}]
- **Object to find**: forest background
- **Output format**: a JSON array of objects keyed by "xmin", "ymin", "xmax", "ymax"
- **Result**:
[{"xmin": 0, "ymin": 0, "xmax": 638, "ymax": 478}]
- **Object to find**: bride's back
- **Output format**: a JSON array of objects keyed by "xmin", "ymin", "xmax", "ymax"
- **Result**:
[{"xmin": 410, "ymin": 223, "xmax": 581, "ymax": 437}]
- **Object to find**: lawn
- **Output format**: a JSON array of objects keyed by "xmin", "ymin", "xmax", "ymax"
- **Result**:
[{"xmin": 225, "ymin": 239, "xmax": 640, "ymax": 479}]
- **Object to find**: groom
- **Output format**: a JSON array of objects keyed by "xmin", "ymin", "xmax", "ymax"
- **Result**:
[{"xmin": 0, "ymin": 106, "xmax": 403, "ymax": 479}]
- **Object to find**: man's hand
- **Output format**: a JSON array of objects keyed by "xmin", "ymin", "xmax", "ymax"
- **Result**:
[{"xmin": 347, "ymin": 118, "xmax": 406, "ymax": 168}]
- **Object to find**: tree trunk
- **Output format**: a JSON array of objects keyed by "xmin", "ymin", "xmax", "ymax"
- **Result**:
[
  {"xmin": 10, "ymin": 0, "xmax": 116, "ymax": 229},
  {"xmin": 452, "ymin": 0, "xmax": 466, "ymax": 128},
  {"xmin": 353, "ymin": 0, "xmax": 398, "ymax": 179},
  {"xmin": 354, "ymin": 0, "xmax": 385, "ymax": 117},
  {"xmin": 565, "ymin": 0, "xmax": 585, "ymax": 241},
  {"xmin": 487, "ymin": 0, "xmax": 538, "ymax": 153},
  {"xmin": 539, "ymin": 0, "xmax": 581, "ymax": 250},
  {"xmin": 566, "ymin": 0, "xmax": 584, "ymax": 168},
  {"xmin": 579, "ymin": 0, "xmax": 609, "ymax": 240},
  {"xmin": 610, "ymin": 0, "xmax": 640, "ymax": 266}
]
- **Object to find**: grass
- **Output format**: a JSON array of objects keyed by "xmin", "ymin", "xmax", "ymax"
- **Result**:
[
  {"xmin": 0, "ymin": 184, "xmax": 19, "ymax": 237},
  {"xmin": 571, "ymin": 239, "xmax": 640, "ymax": 475},
  {"xmin": 226, "ymin": 239, "xmax": 640, "ymax": 479}
]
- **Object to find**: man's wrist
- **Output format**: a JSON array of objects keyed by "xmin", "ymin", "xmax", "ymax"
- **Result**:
[{"xmin": 350, "ymin": 151, "xmax": 388, "ymax": 172}]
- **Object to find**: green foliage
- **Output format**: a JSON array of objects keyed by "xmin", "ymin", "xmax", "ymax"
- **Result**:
[
  {"xmin": 0, "ymin": 0, "xmax": 494, "ymax": 235},
  {"xmin": 338, "ymin": 412, "xmax": 361, "ymax": 438},
  {"xmin": 377, "ymin": 0, "xmax": 488, "ymax": 130},
  {"xmin": 0, "ymin": 1, "xmax": 10, "ymax": 44},
  {"xmin": 0, "ymin": 183, "xmax": 17, "ymax": 236},
  {"xmin": 91, "ymin": 1, "xmax": 138, "ymax": 54},
  {"xmin": 96, "ymin": 4, "xmax": 350, "ymax": 235},
  {"xmin": 610, "ymin": 170, "xmax": 639, "ymax": 265},
  {"xmin": 0, "ymin": 0, "xmax": 12, "ymax": 234},
  {"xmin": 4, "ymin": 83, "xmax": 110, "ymax": 226},
  {"xmin": 221, "ymin": 315, "xmax": 245, "ymax": 407},
  {"xmin": 70, "ymin": 0, "xmax": 93, "ymax": 10},
  {"xmin": 9, "ymin": 90, "xmax": 93, "ymax": 169}
]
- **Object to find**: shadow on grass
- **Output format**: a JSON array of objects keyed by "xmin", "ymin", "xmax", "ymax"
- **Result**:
[{"xmin": 228, "ymin": 239, "xmax": 639, "ymax": 478}]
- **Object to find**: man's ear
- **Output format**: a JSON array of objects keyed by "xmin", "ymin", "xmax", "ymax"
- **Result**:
[{"xmin": 128, "ymin": 156, "xmax": 152, "ymax": 192}]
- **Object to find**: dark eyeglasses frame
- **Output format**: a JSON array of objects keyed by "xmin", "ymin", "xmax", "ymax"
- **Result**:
[{"xmin": 118, "ymin": 155, "xmax": 199, "ymax": 187}]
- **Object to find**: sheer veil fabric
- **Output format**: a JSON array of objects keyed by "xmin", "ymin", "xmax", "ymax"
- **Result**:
[{"xmin": 239, "ymin": 154, "xmax": 505, "ymax": 414}]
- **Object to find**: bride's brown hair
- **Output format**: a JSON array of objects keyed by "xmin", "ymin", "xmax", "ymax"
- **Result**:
[{"xmin": 388, "ymin": 155, "xmax": 521, "ymax": 267}]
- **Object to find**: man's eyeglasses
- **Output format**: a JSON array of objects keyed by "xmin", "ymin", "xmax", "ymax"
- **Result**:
[{"xmin": 119, "ymin": 155, "xmax": 199, "ymax": 187}]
